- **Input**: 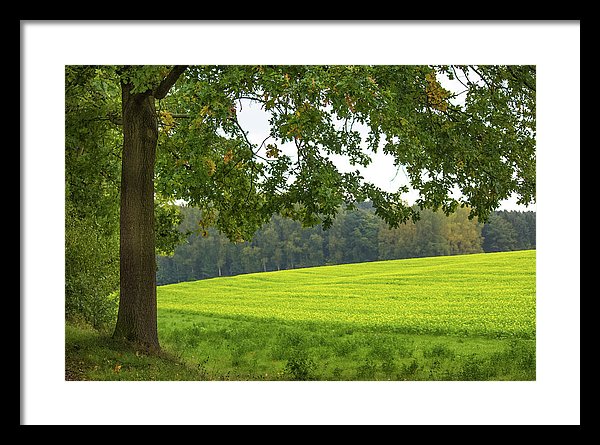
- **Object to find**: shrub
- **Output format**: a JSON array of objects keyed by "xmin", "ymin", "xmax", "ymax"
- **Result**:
[
  {"xmin": 397, "ymin": 359, "xmax": 420, "ymax": 379},
  {"xmin": 65, "ymin": 206, "xmax": 119, "ymax": 329},
  {"xmin": 423, "ymin": 343, "xmax": 456, "ymax": 359},
  {"xmin": 459, "ymin": 355, "xmax": 488, "ymax": 381},
  {"xmin": 284, "ymin": 348, "xmax": 317, "ymax": 380}
]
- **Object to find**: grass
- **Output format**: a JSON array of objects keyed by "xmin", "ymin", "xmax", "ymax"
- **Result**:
[
  {"xmin": 66, "ymin": 250, "xmax": 536, "ymax": 381},
  {"xmin": 65, "ymin": 323, "xmax": 200, "ymax": 381}
]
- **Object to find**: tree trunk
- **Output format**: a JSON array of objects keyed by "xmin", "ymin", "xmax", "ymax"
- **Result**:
[{"xmin": 113, "ymin": 82, "xmax": 160, "ymax": 351}]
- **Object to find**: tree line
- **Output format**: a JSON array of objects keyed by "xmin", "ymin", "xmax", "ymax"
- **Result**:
[{"xmin": 157, "ymin": 204, "xmax": 536, "ymax": 285}]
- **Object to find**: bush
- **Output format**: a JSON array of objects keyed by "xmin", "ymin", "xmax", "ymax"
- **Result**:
[
  {"xmin": 459, "ymin": 355, "xmax": 488, "ymax": 381},
  {"xmin": 398, "ymin": 359, "xmax": 420, "ymax": 379},
  {"xmin": 423, "ymin": 343, "xmax": 456, "ymax": 359},
  {"xmin": 284, "ymin": 348, "xmax": 317, "ymax": 380},
  {"xmin": 65, "ymin": 206, "xmax": 119, "ymax": 329}
]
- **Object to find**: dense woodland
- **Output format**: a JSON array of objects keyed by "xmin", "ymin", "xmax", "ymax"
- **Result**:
[{"xmin": 156, "ymin": 204, "xmax": 536, "ymax": 285}]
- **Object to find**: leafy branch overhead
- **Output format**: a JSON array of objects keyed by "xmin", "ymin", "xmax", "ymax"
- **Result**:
[
  {"xmin": 67, "ymin": 64, "xmax": 535, "ymax": 242},
  {"xmin": 154, "ymin": 65, "xmax": 534, "ymax": 240}
]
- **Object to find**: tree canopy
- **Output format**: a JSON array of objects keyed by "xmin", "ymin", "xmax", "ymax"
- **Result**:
[
  {"xmin": 154, "ymin": 65, "xmax": 535, "ymax": 236},
  {"xmin": 67, "ymin": 65, "xmax": 535, "ymax": 235}
]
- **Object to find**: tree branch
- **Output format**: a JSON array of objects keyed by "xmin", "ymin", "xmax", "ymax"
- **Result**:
[
  {"xmin": 230, "ymin": 115, "xmax": 276, "ymax": 163},
  {"xmin": 506, "ymin": 65, "xmax": 536, "ymax": 92},
  {"xmin": 451, "ymin": 66, "xmax": 470, "ymax": 90},
  {"xmin": 102, "ymin": 112, "xmax": 191, "ymax": 127},
  {"xmin": 470, "ymin": 66, "xmax": 492, "ymax": 90},
  {"xmin": 154, "ymin": 65, "xmax": 188, "ymax": 99}
]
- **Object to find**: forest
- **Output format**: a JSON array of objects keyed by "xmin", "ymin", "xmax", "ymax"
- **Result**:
[{"xmin": 156, "ymin": 203, "xmax": 536, "ymax": 285}]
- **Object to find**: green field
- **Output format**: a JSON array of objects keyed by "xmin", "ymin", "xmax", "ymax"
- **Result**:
[
  {"xmin": 148, "ymin": 250, "xmax": 534, "ymax": 380},
  {"xmin": 66, "ymin": 250, "xmax": 535, "ymax": 380}
]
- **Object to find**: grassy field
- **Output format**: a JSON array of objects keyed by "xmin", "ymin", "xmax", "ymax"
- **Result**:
[{"xmin": 66, "ymin": 250, "xmax": 536, "ymax": 381}]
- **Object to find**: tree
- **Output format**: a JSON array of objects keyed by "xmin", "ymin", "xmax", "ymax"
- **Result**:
[
  {"xmin": 66, "ymin": 65, "xmax": 535, "ymax": 351},
  {"xmin": 442, "ymin": 206, "xmax": 484, "ymax": 255},
  {"xmin": 305, "ymin": 233, "xmax": 326, "ymax": 267},
  {"xmin": 378, "ymin": 214, "xmax": 418, "ymax": 260},
  {"xmin": 326, "ymin": 211, "xmax": 348, "ymax": 265},
  {"xmin": 329, "ymin": 207, "xmax": 379, "ymax": 264},
  {"xmin": 65, "ymin": 67, "xmax": 122, "ymax": 327},
  {"xmin": 502, "ymin": 210, "xmax": 536, "ymax": 250},
  {"xmin": 415, "ymin": 209, "xmax": 450, "ymax": 257},
  {"xmin": 214, "ymin": 231, "xmax": 229, "ymax": 277},
  {"xmin": 482, "ymin": 213, "xmax": 519, "ymax": 252}
]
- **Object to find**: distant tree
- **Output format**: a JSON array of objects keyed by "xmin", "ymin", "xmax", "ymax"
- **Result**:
[
  {"xmin": 378, "ymin": 215, "xmax": 418, "ymax": 260},
  {"xmin": 254, "ymin": 224, "xmax": 274, "ymax": 272},
  {"xmin": 285, "ymin": 236, "xmax": 304, "ymax": 270},
  {"xmin": 326, "ymin": 211, "xmax": 348, "ymax": 264},
  {"xmin": 414, "ymin": 210, "xmax": 450, "ymax": 257},
  {"xmin": 442, "ymin": 206, "xmax": 484, "ymax": 255},
  {"xmin": 523, "ymin": 211, "xmax": 536, "ymax": 249},
  {"xmin": 482, "ymin": 213, "xmax": 519, "ymax": 252},
  {"xmin": 503, "ymin": 210, "xmax": 536, "ymax": 250},
  {"xmin": 305, "ymin": 232, "xmax": 326, "ymax": 267},
  {"xmin": 156, "ymin": 204, "xmax": 534, "ymax": 286},
  {"xmin": 240, "ymin": 245, "xmax": 262, "ymax": 274},
  {"xmin": 347, "ymin": 209, "xmax": 380, "ymax": 263}
]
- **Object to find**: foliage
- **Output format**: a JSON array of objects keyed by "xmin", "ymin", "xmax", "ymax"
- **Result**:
[
  {"xmin": 65, "ymin": 66, "xmax": 186, "ymax": 325},
  {"xmin": 482, "ymin": 210, "xmax": 535, "ymax": 252},
  {"xmin": 65, "ymin": 67, "xmax": 122, "ymax": 327},
  {"xmin": 65, "ymin": 66, "xmax": 121, "ymax": 231},
  {"xmin": 151, "ymin": 65, "xmax": 535, "ymax": 241},
  {"xmin": 65, "ymin": 202, "xmax": 119, "ymax": 328},
  {"xmin": 155, "ymin": 198, "xmax": 187, "ymax": 256}
]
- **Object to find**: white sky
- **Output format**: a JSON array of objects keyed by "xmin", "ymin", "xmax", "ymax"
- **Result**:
[{"xmin": 22, "ymin": 21, "xmax": 578, "ymax": 426}]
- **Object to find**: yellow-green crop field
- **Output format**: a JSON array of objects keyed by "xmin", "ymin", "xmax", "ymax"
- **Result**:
[
  {"xmin": 152, "ymin": 250, "xmax": 535, "ymax": 380},
  {"xmin": 159, "ymin": 250, "xmax": 535, "ymax": 338}
]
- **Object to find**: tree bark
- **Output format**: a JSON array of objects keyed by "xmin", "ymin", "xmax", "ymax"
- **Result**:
[{"xmin": 113, "ymin": 82, "xmax": 160, "ymax": 351}]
